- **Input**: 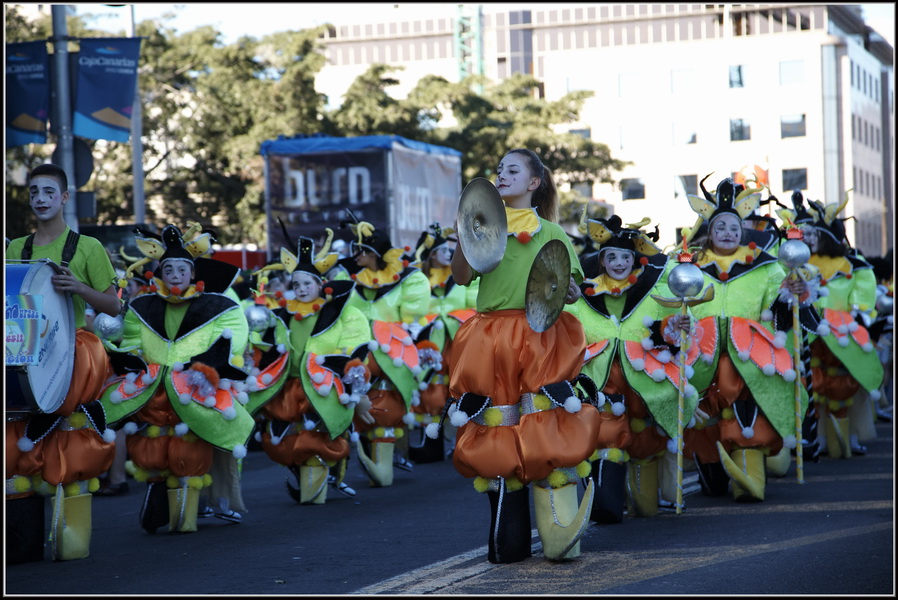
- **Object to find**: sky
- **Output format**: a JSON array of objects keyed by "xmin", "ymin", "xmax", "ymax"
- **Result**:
[{"xmin": 77, "ymin": 3, "xmax": 896, "ymax": 47}]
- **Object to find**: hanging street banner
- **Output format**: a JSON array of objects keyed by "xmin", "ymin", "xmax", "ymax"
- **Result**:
[
  {"xmin": 73, "ymin": 37, "xmax": 141, "ymax": 142},
  {"xmin": 5, "ymin": 40, "xmax": 50, "ymax": 148}
]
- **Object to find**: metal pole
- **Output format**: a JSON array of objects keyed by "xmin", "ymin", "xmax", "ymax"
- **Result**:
[
  {"xmin": 51, "ymin": 5, "xmax": 78, "ymax": 232},
  {"xmin": 129, "ymin": 5, "xmax": 146, "ymax": 225}
]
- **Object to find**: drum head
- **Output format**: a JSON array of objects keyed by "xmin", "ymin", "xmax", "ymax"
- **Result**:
[
  {"xmin": 5, "ymin": 260, "xmax": 75, "ymax": 413},
  {"xmin": 525, "ymin": 239, "xmax": 570, "ymax": 333}
]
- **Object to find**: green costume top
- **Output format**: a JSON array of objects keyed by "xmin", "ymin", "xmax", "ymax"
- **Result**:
[
  {"xmin": 689, "ymin": 245, "xmax": 808, "ymax": 440},
  {"xmin": 470, "ymin": 208, "xmax": 583, "ymax": 312},
  {"xmin": 7, "ymin": 226, "xmax": 117, "ymax": 329}
]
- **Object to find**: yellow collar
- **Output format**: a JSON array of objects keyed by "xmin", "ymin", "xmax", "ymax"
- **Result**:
[
  {"xmin": 285, "ymin": 297, "xmax": 325, "ymax": 317},
  {"xmin": 253, "ymin": 293, "xmax": 282, "ymax": 310},
  {"xmin": 353, "ymin": 254, "xmax": 404, "ymax": 289},
  {"xmin": 153, "ymin": 278, "xmax": 201, "ymax": 304},
  {"xmin": 505, "ymin": 207, "xmax": 541, "ymax": 240},
  {"xmin": 808, "ymin": 255, "xmax": 852, "ymax": 282},
  {"xmin": 427, "ymin": 265, "xmax": 452, "ymax": 289},
  {"xmin": 696, "ymin": 245, "xmax": 759, "ymax": 274},
  {"xmin": 585, "ymin": 268, "xmax": 644, "ymax": 297}
]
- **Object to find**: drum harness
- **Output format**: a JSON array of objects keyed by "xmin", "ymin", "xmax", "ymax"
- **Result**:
[{"xmin": 20, "ymin": 229, "xmax": 81, "ymax": 266}]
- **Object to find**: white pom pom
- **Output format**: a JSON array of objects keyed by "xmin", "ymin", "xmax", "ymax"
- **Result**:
[
  {"xmin": 315, "ymin": 355, "xmax": 326, "ymax": 365},
  {"xmin": 110, "ymin": 390, "xmax": 124, "ymax": 404},
  {"xmin": 651, "ymin": 369, "xmax": 666, "ymax": 382},
  {"xmin": 218, "ymin": 379, "xmax": 231, "ymax": 390},
  {"xmin": 450, "ymin": 410, "xmax": 470, "ymax": 427},
  {"xmin": 819, "ymin": 287, "xmax": 829, "ymax": 297},
  {"xmin": 447, "ymin": 403, "xmax": 458, "ymax": 417},
  {"xmin": 434, "ymin": 320, "xmax": 444, "ymax": 330},
  {"xmin": 656, "ymin": 349, "xmax": 672, "ymax": 364},
  {"xmin": 236, "ymin": 391, "xmax": 249, "ymax": 405},
  {"xmin": 684, "ymin": 384, "xmax": 697, "ymax": 398},
  {"xmin": 232, "ymin": 444, "xmax": 247, "ymax": 459},
  {"xmin": 261, "ymin": 373, "xmax": 273, "ymax": 385},
  {"xmin": 339, "ymin": 393, "xmax": 351, "ymax": 405},
  {"xmin": 782, "ymin": 435, "xmax": 797, "ymax": 449},
  {"xmin": 401, "ymin": 322, "xmax": 410, "ymax": 331},
  {"xmin": 316, "ymin": 385, "xmax": 329, "ymax": 396},
  {"xmin": 595, "ymin": 391, "xmax": 606, "ymax": 406},
  {"xmin": 847, "ymin": 321, "xmax": 859, "ymax": 332},
  {"xmin": 251, "ymin": 367, "xmax": 261, "ymax": 376},
  {"xmin": 563, "ymin": 396, "xmax": 582, "ymax": 413},
  {"xmin": 817, "ymin": 323, "xmax": 831, "ymax": 336},
  {"xmin": 173, "ymin": 362, "xmax": 185, "ymax": 372},
  {"xmin": 393, "ymin": 357, "xmax": 403, "ymax": 367},
  {"xmin": 685, "ymin": 364, "xmax": 695, "ymax": 379},
  {"xmin": 837, "ymin": 324, "xmax": 848, "ymax": 334},
  {"xmin": 311, "ymin": 372, "xmax": 325, "ymax": 384},
  {"xmin": 402, "ymin": 412, "xmax": 417, "ymax": 426},
  {"xmin": 254, "ymin": 430, "xmax": 262, "ymax": 442},
  {"xmin": 350, "ymin": 431, "xmax": 360, "ymax": 443},
  {"xmin": 102, "ymin": 429, "xmax": 117, "ymax": 443},
  {"xmin": 125, "ymin": 372, "xmax": 138, "ymax": 383},
  {"xmin": 277, "ymin": 344, "xmax": 286, "ymax": 354},
  {"xmin": 773, "ymin": 332, "xmax": 787, "ymax": 349},
  {"xmin": 245, "ymin": 376, "xmax": 259, "ymax": 391},
  {"xmin": 742, "ymin": 426, "xmax": 754, "ymax": 439},
  {"xmin": 643, "ymin": 316, "xmax": 655, "ymax": 328},
  {"xmin": 411, "ymin": 393, "xmax": 421, "ymax": 407},
  {"xmin": 368, "ymin": 341, "xmax": 379, "ymax": 352},
  {"xmin": 222, "ymin": 328, "xmax": 233, "ymax": 339},
  {"xmin": 869, "ymin": 389, "xmax": 882, "ymax": 401},
  {"xmin": 631, "ymin": 358, "xmax": 645, "ymax": 371},
  {"xmin": 204, "ymin": 396, "xmax": 217, "ymax": 408},
  {"xmin": 667, "ymin": 438, "xmax": 679, "ymax": 454},
  {"xmin": 411, "ymin": 366, "xmax": 422, "ymax": 376},
  {"xmin": 175, "ymin": 423, "xmax": 189, "ymax": 437},
  {"xmin": 611, "ymin": 401, "xmax": 625, "ymax": 416},
  {"xmin": 838, "ymin": 336, "xmax": 849, "ymax": 347},
  {"xmin": 123, "ymin": 422, "xmax": 138, "ymax": 435},
  {"xmin": 761, "ymin": 309, "xmax": 773, "ymax": 322},
  {"xmin": 425, "ymin": 422, "xmax": 440, "ymax": 439},
  {"xmin": 304, "ymin": 419, "xmax": 316, "ymax": 431},
  {"xmin": 738, "ymin": 350, "xmax": 750, "ymax": 362},
  {"xmin": 783, "ymin": 369, "xmax": 797, "ymax": 382},
  {"xmin": 179, "ymin": 393, "xmax": 192, "ymax": 405},
  {"xmin": 862, "ymin": 342, "xmax": 874, "ymax": 352},
  {"xmin": 17, "ymin": 437, "xmax": 35, "ymax": 452},
  {"xmin": 761, "ymin": 364, "xmax": 776, "ymax": 376},
  {"xmin": 380, "ymin": 343, "xmax": 391, "ymax": 353},
  {"xmin": 418, "ymin": 380, "xmax": 428, "ymax": 390},
  {"xmin": 402, "ymin": 336, "xmax": 413, "ymax": 346},
  {"xmin": 641, "ymin": 337, "xmax": 654, "ymax": 351},
  {"xmin": 702, "ymin": 353, "xmax": 715, "ymax": 365},
  {"xmin": 141, "ymin": 373, "xmax": 153, "ymax": 385}
]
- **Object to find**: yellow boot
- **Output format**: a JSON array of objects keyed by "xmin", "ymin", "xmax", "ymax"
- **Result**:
[
  {"xmin": 626, "ymin": 459, "xmax": 659, "ymax": 517},
  {"xmin": 825, "ymin": 414, "xmax": 851, "ymax": 459},
  {"xmin": 168, "ymin": 485, "xmax": 200, "ymax": 533},
  {"xmin": 765, "ymin": 447, "xmax": 791, "ymax": 477},
  {"xmin": 717, "ymin": 442, "xmax": 765, "ymax": 502},
  {"xmin": 356, "ymin": 439, "xmax": 394, "ymax": 487},
  {"xmin": 50, "ymin": 488, "xmax": 92, "ymax": 561},
  {"xmin": 299, "ymin": 461, "xmax": 329, "ymax": 504},
  {"xmin": 533, "ymin": 479, "xmax": 594, "ymax": 561}
]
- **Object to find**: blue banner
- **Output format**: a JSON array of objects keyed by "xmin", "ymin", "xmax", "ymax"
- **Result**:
[
  {"xmin": 73, "ymin": 37, "xmax": 141, "ymax": 142},
  {"xmin": 5, "ymin": 41, "xmax": 50, "ymax": 148}
]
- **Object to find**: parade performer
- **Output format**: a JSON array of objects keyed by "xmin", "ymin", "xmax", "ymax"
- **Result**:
[
  {"xmin": 801, "ymin": 192, "xmax": 883, "ymax": 458},
  {"xmin": 255, "ymin": 230, "xmax": 372, "ymax": 504},
  {"xmin": 97, "ymin": 223, "xmax": 253, "ymax": 534},
  {"xmin": 6, "ymin": 163, "xmax": 120, "ymax": 561},
  {"xmin": 681, "ymin": 175, "xmax": 811, "ymax": 502},
  {"xmin": 341, "ymin": 215, "xmax": 432, "ymax": 487},
  {"xmin": 405, "ymin": 223, "xmax": 479, "ymax": 463},
  {"xmin": 439, "ymin": 148, "xmax": 602, "ymax": 563},
  {"xmin": 566, "ymin": 213, "xmax": 716, "ymax": 521}
]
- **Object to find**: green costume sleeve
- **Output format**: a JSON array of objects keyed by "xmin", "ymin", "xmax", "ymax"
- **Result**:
[{"xmin": 398, "ymin": 270, "xmax": 432, "ymax": 322}]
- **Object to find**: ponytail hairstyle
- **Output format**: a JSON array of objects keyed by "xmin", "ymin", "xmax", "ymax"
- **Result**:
[{"xmin": 506, "ymin": 148, "xmax": 559, "ymax": 223}]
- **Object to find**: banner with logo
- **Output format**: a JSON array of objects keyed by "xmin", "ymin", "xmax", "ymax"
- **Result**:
[
  {"xmin": 73, "ymin": 37, "xmax": 141, "ymax": 142},
  {"xmin": 5, "ymin": 41, "xmax": 50, "ymax": 148}
]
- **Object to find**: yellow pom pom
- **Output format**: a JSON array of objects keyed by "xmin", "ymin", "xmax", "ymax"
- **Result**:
[
  {"xmin": 188, "ymin": 476, "xmax": 204, "ymax": 490},
  {"xmin": 809, "ymin": 357, "xmax": 822, "ymax": 368},
  {"xmin": 374, "ymin": 427, "xmax": 385, "ymax": 438},
  {"xmin": 395, "ymin": 427, "xmax": 404, "ymax": 439},
  {"xmin": 505, "ymin": 477, "xmax": 525, "ymax": 492},
  {"xmin": 133, "ymin": 466, "xmax": 150, "ymax": 483},
  {"xmin": 183, "ymin": 432, "xmax": 199, "ymax": 443},
  {"xmin": 147, "ymin": 425, "xmax": 161, "ymax": 438},
  {"xmin": 721, "ymin": 407, "xmax": 735, "ymax": 420},
  {"xmin": 231, "ymin": 354, "xmax": 245, "ymax": 368},
  {"xmin": 418, "ymin": 317, "xmax": 429, "ymax": 326},
  {"xmin": 166, "ymin": 476, "xmax": 179, "ymax": 489},
  {"xmin": 88, "ymin": 478, "xmax": 101, "ymax": 493},
  {"xmin": 203, "ymin": 474, "xmax": 213, "ymax": 487},
  {"xmin": 576, "ymin": 460, "xmax": 591, "ymax": 478},
  {"xmin": 630, "ymin": 418, "xmax": 647, "ymax": 433},
  {"xmin": 533, "ymin": 393, "xmax": 551, "ymax": 411},
  {"xmin": 260, "ymin": 276, "xmax": 269, "ymax": 286},
  {"xmin": 305, "ymin": 457, "xmax": 320, "ymax": 466},
  {"xmin": 64, "ymin": 482, "xmax": 81, "ymax": 497},
  {"xmin": 607, "ymin": 447, "xmax": 625, "ymax": 463},
  {"xmin": 589, "ymin": 450, "xmax": 600, "ymax": 461},
  {"xmin": 483, "ymin": 407, "xmax": 504, "ymax": 427},
  {"xmin": 473, "ymin": 477, "xmax": 491, "ymax": 493},
  {"xmin": 118, "ymin": 278, "xmax": 128, "ymax": 289},
  {"xmin": 547, "ymin": 469, "xmax": 568, "ymax": 489},
  {"xmin": 67, "ymin": 412, "xmax": 88, "ymax": 428},
  {"xmin": 828, "ymin": 400, "xmax": 841, "ymax": 412},
  {"xmin": 13, "ymin": 476, "xmax": 32, "ymax": 493}
]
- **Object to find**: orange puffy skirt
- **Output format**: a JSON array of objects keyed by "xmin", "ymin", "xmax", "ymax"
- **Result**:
[{"xmin": 447, "ymin": 310, "xmax": 601, "ymax": 483}]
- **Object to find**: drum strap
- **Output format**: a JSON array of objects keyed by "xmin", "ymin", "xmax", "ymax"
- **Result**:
[{"xmin": 21, "ymin": 230, "xmax": 81, "ymax": 266}]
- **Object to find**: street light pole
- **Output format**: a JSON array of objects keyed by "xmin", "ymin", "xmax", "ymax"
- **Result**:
[
  {"xmin": 129, "ymin": 5, "xmax": 145, "ymax": 225},
  {"xmin": 51, "ymin": 5, "xmax": 78, "ymax": 232}
]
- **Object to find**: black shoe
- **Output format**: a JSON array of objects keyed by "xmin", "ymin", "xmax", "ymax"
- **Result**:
[
  {"xmin": 214, "ymin": 509, "xmax": 242, "ymax": 524},
  {"xmin": 328, "ymin": 475, "xmax": 356, "ymax": 497},
  {"xmin": 393, "ymin": 456, "xmax": 415, "ymax": 472},
  {"xmin": 139, "ymin": 482, "xmax": 169, "ymax": 534}
]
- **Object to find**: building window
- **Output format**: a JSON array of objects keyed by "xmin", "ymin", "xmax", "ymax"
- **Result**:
[
  {"xmin": 730, "ymin": 118, "xmax": 751, "ymax": 141},
  {"xmin": 782, "ymin": 168, "xmax": 807, "ymax": 191},
  {"xmin": 569, "ymin": 128, "xmax": 591, "ymax": 139},
  {"xmin": 675, "ymin": 174, "xmax": 698, "ymax": 199},
  {"xmin": 852, "ymin": 114, "xmax": 856, "ymax": 140},
  {"xmin": 781, "ymin": 114, "xmax": 806, "ymax": 138},
  {"xmin": 621, "ymin": 178, "xmax": 645, "ymax": 200},
  {"xmin": 571, "ymin": 181, "xmax": 592, "ymax": 198},
  {"xmin": 729, "ymin": 65, "xmax": 746, "ymax": 88},
  {"xmin": 779, "ymin": 59, "xmax": 804, "ymax": 85}
]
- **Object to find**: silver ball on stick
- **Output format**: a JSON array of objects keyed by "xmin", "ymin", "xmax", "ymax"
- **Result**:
[
  {"xmin": 779, "ymin": 239, "xmax": 811, "ymax": 270},
  {"xmin": 668, "ymin": 262, "xmax": 705, "ymax": 298},
  {"xmin": 245, "ymin": 305, "xmax": 273, "ymax": 332},
  {"xmin": 94, "ymin": 312, "xmax": 125, "ymax": 341}
]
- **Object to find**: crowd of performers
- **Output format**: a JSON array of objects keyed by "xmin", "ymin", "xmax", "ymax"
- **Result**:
[{"xmin": 6, "ymin": 158, "xmax": 892, "ymax": 566}]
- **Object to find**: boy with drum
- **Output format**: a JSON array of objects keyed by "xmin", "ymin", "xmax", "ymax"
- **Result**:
[{"xmin": 6, "ymin": 163, "xmax": 122, "ymax": 561}]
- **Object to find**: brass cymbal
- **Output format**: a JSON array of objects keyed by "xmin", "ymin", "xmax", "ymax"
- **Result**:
[
  {"xmin": 525, "ymin": 239, "xmax": 570, "ymax": 333},
  {"xmin": 456, "ymin": 177, "xmax": 508, "ymax": 273}
]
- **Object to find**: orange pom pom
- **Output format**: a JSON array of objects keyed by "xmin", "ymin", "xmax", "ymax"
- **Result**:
[
  {"xmin": 719, "ymin": 272, "xmax": 730, "ymax": 281},
  {"xmin": 627, "ymin": 274, "xmax": 638, "ymax": 284},
  {"xmin": 748, "ymin": 241, "xmax": 757, "ymax": 250},
  {"xmin": 516, "ymin": 232, "xmax": 532, "ymax": 244},
  {"xmin": 170, "ymin": 286, "xmax": 182, "ymax": 296},
  {"xmin": 312, "ymin": 303, "xmax": 321, "ymax": 312},
  {"xmin": 275, "ymin": 290, "xmax": 284, "ymax": 299},
  {"xmin": 611, "ymin": 286, "xmax": 621, "ymax": 295},
  {"xmin": 294, "ymin": 312, "xmax": 303, "ymax": 321},
  {"xmin": 144, "ymin": 270, "xmax": 155, "ymax": 280},
  {"xmin": 393, "ymin": 274, "xmax": 400, "ymax": 281},
  {"xmin": 149, "ymin": 284, "xmax": 158, "ymax": 293},
  {"xmin": 372, "ymin": 278, "xmax": 379, "ymax": 284},
  {"xmin": 402, "ymin": 260, "xmax": 409, "ymax": 268},
  {"xmin": 195, "ymin": 281, "xmax": 205, "ymax": 293},
  {"xmin": 278, "ymin": 298, "xmax": 287, "ymax": 308},
  {"xmin": 350, "ymin": 273, "xmax": 357, "ymax": 280},
  {"xmin": 745, "ymin": 255, "xmax": 754, "ymax": 264},
  {"xmin": 639, "ymin": 257, "xmax": 649, "ymax": 266},
  {"xmin": 585, "ymin": 287, "xmax": 596, "ymax": 296},
  {"xmin": 324, "ymin": 287, "xmax": 333, "ymax": 295},
  {"xmin": 846, "ymin": 273, "xmax": 852, "ymax": 279}
]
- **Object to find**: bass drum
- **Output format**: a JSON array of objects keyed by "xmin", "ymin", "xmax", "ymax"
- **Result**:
[{"xmin": 5, "ymin": 260, "xmax": 75, "ymax": 415}]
